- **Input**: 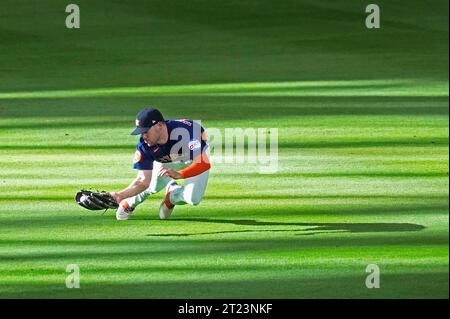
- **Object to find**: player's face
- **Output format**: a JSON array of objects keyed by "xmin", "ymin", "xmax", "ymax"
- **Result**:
[{"xmin": 141, "ymin": 123, "xmax": 163, "ymax": 146}]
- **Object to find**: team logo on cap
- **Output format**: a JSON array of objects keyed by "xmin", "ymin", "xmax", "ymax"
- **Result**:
[{"xmin": 135, "ymin": 119, "xmax": 140, "ymax": 126}]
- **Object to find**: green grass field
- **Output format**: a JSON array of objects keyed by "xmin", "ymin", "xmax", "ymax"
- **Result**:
[{"xmin": 0, "ymin": 0, "xmax": 448, "ymax": 298}]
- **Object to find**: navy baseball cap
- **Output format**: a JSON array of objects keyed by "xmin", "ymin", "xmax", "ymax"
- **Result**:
[{"xmin": 131, "ymin": 108, "xmax": 165, "ymax": 135}]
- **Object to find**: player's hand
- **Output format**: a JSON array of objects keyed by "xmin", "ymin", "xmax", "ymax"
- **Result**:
[
  {"xmin": 159, "ymin": 167, "xmax": 183, "ymax": 179},
  {"xmin": 110, "ymin": 192, "xmax": 122, "ymax": 203}
]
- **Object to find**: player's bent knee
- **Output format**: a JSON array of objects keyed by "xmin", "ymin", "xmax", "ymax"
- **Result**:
[{"xmin": 189, "ymin": 196, "xmax": 203, "ymax": 206}]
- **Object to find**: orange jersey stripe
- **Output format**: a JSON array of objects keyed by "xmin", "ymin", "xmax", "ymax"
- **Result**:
[{"xmin": 179, "ymin": 152, "xmax": 211, "ymax": 178}]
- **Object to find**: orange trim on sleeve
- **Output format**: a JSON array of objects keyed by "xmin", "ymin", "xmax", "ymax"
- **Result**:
[{"xmin": 179, "ymin": 152, "xmax": 211, "ymax": 179}]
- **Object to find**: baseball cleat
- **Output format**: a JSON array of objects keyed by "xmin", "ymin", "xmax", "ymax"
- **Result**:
[{"xmin": 116, "ymin": 201, "xmax": 134, "ymax": 220}]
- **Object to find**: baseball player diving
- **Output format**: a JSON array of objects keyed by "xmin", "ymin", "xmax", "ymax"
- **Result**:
[{"xmin": 76, "ymin": 108, "xmax": 211, "ymax": 220}]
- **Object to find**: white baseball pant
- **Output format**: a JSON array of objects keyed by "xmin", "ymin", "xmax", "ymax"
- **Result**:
[{"xmin": 126, "ymin": 160, "xmax": 210, "ymax": 211}]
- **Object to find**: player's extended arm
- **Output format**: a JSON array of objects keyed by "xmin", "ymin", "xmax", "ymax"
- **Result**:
[
  {"xmin": 159, "ymin": 152, "xmax": 211, "ymax": 179},
  {"xmin": 111, "ymin": 169, "xmax": 152, "ymax": 203},
  {"xmin": 179, "ymin": 152, "xmax": 211, "ymax": 178}
]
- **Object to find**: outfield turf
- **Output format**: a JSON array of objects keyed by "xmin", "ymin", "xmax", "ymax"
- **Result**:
[{"xmin": 0, "ymin": 0, "xmax": 448, "ymax": 298}]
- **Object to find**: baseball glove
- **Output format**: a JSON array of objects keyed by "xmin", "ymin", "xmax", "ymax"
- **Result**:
[{"xmin": 75, "ymin": 190, "xmax": 119, "ymax": 211}]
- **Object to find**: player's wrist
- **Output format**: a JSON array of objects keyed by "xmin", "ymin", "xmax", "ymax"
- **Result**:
[
  {"xmin": 177, "ymin": 171, "xmax": 185, "ymax": 179},
  {"xmin": 111, "ymin": 192, "xmax": 122, "ymax": 203}
]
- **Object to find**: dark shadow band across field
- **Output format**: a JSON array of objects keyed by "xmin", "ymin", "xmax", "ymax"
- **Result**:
[
  {"xmin": 2, "ymin": 231, "xmax": 447, "ymax": 249},
  {"xmin": 0, "ymin": 198, "xmax": 446, "ymax": 230},
  {"xmin": 2, "ymin": 232, "xmax": 446, "ymax": 264},
  {"xmin": 1, "ymin": 272, "xmax": 448, "ymax": 299},
  {"xmin": 0, "ymin": 96, "xmax": 448, "ymax": 122},
  {"xmin": 145, "ymin": 218, "xmax": 424, "ymax": 237}
]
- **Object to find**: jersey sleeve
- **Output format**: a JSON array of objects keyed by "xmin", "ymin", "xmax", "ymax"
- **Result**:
[
  {"xmin": 133, "ymin": 143, "xmax": 154, "ymax": 170},
  {"xmin": 179, "ymin": 152, "xmax": 211, "ymax": 178},
  {"xmin": 190, "ymin": 120, "xmax": 209, "ymax": 155}
]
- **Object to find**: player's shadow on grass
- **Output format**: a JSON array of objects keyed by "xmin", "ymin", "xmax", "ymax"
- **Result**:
[{"xmin": 146, "ymin": 218, "xmax": 425, "ymax": 237}]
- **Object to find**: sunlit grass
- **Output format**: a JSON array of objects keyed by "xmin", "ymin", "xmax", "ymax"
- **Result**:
[
  {"xmin": 0, "ymin": 79, "xmax": 447, "ymax": 99},
  {"xmin": 0, "ymin": 0, "xmax": 448, "ymax": 299}
]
